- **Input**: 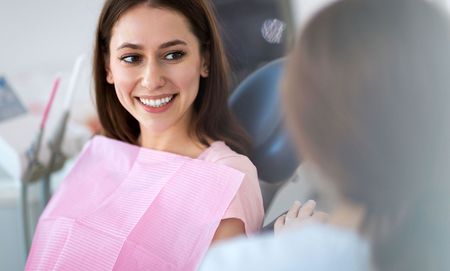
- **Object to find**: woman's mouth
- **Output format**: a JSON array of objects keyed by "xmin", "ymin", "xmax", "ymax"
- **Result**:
[
  {"xmin": 137, "ymin": 94, "xmax": 177, "ymax": 113},
  {"xmin": 139, "ymin": 94, "xmax": 175, "ymax": 108}
]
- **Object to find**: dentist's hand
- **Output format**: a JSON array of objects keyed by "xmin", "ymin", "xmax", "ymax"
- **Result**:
[{"xmin": 274, "ymin": 200, "xmax": 328, "ymax": 234}]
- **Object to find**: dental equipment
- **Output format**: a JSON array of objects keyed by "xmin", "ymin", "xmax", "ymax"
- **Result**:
[
  {"xmin": 21, "ymin": 76, "xmax": 61, "ymax": 255},
  {"xmin": 42, "ymin": 54, "xmax": 85, "ymax": 205}
]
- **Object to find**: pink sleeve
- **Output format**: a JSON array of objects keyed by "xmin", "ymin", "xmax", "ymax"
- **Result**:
[{"xmin": 216, "ymin": 155, "xmax": 264, "ymax": 235}]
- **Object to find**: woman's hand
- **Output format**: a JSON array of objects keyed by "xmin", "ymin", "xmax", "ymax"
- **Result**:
[{"xmin": 274, "ymin": 200, "xmax": 328, "ymax": 234}]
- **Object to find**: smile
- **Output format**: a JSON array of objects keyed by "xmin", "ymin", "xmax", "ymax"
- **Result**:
[{"xmin": 139, "ymin": 95, "xmax": 174, "ymax": 108}]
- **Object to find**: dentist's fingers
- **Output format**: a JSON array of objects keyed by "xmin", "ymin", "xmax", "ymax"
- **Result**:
[
  {"xmin": 297, "ymin": 200, "xmax": 317, "ymax": 219},
  {"xmin": 274, "ymin": 199, "xmax": 329, "ymax": 235},
  {"xmin": 274, "ymin": 214, "xmax": 287, "ymax": 232},
  {"xmin": 285, "ymin": 201, "xmax": 302, "ymax": 222}
]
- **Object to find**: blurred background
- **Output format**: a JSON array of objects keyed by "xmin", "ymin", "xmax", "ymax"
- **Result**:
[{"xmin": 1, "ymin": 0, "xmax": 449, "ymax": 270}]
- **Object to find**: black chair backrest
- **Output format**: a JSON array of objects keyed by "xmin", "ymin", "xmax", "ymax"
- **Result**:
[{"xmin": 229, "ymin": 58, "xmax": 300, "ymax": 185}]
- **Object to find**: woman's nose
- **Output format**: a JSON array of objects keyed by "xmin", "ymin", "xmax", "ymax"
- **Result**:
[{"xmin": 141, "ymin": 62, "xmax": 166, "ymax": 90}]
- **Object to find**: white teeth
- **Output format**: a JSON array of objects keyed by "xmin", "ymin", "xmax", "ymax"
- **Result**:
[{"xmin": 139, "ymin": 95, "xmax": 174, "ymax": 108}]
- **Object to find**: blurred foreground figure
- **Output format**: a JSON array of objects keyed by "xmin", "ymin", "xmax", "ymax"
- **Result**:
[{"xmin": 200, "ymin": 0, "xmax": 450, "ymax": 270}]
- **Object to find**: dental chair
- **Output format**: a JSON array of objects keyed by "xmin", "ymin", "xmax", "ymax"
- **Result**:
[{"xmin": 229, "ymin": 58, "xmax": 300, "ymax": 220}]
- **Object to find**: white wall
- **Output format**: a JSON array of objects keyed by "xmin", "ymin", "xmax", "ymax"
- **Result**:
[{"xmin": 0, "ymin": 0, "xmax": 103, "ymax": 75}]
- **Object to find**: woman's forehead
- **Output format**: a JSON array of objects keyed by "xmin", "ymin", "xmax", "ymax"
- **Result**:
[{"xmin": 110, "ymin": 5, "xmax": 197, "ymax": 49}]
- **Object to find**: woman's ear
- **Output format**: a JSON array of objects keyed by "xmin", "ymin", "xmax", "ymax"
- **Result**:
[
  {"xmin": 106, "ymin": 71, "xmax": 114, "ymax": 84},
  {"xmin": 200, "ymin": 51, "xmax": 210, "ymax": 78},
  {"xmin": 105, "ymin": 58, "xmax": 114, "ymax": 84}
]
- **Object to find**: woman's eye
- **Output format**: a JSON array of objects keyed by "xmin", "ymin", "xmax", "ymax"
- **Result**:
[
  {"xmin": 120, "ymin": 55, "xmax": 141, "ymax": 64},
  {"xmin": 164, "ymin": 51, "xmax": 185, "ymax": 61}
]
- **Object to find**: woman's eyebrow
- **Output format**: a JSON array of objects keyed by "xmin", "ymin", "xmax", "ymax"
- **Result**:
[
  {"xmin": 117, "ymin": 42, "xmax": 143, "ymax": 50},
  {"xmin": 159, "ymin": 39, "xmax": 187, "ymax": 49},
  {"xmin": 116, "ymin": 40, "xmax": 187, "ymax": 51}
]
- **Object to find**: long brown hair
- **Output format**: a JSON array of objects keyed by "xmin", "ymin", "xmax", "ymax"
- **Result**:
[
  {"xmin": 93, "ymin": 0, "xmax": 250, "ymax": 155},
  {"xmin": 283, "ymin": 0, "xmax": 450, "ymax": 270}
]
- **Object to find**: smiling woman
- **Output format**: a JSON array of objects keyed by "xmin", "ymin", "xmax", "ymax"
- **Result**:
[
  {"xmin": 94, "ymin": 0, "xmax": 251, "ymax": 155},
  {"xmin": 105, "ymin": 6, "xmax": 208, "ymax": 147},
  {"xmin": 24, "ymin": 0, "xmax": 264, "ymax": 270}
]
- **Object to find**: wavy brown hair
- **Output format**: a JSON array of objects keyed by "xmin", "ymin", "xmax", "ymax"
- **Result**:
[{"xmin": 93, "ymin": 0, "xmax": 250, "ymax": 155}]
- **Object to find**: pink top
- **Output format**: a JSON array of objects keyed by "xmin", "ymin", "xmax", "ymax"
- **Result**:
[{"xmin": 198, "ymin": 141, "xmax": 264, "ymax": 234}]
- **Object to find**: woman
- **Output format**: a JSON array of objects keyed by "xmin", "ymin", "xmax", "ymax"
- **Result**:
[
  {"xmin": 200, "ymin": 0, "xmax": 450, "ymax": 270},
  {"xmin": 26, "ymin": 0, "xmax": 263, "ymax": 270},
  {"xmin": 93, "ymin": 0, "xmax": 263, "ymax": 240}
]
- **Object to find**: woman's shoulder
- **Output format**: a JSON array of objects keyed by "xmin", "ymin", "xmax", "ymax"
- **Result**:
[
  {"xmin": 198, "ymin": 141, "xmax": 256, "ymax": 174},
  {"xmin": 200, "ymin": 141, "xmax": 263, "ymax": 234}
]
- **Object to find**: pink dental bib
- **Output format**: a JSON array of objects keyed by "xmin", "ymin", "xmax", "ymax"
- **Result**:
[{"xmin": 26, "ymin": 136, "xmax": 244, "ymax": 271}]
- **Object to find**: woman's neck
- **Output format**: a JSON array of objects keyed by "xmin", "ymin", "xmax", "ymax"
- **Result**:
[{"xmin": 139, "ymin": 121, "xmax": 206, "ymax": 158}]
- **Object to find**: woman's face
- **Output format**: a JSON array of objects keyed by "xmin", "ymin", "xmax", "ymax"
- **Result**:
[{"xmin": 106, "ymin": 4, "xmax": 208, "ymax": 134}]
